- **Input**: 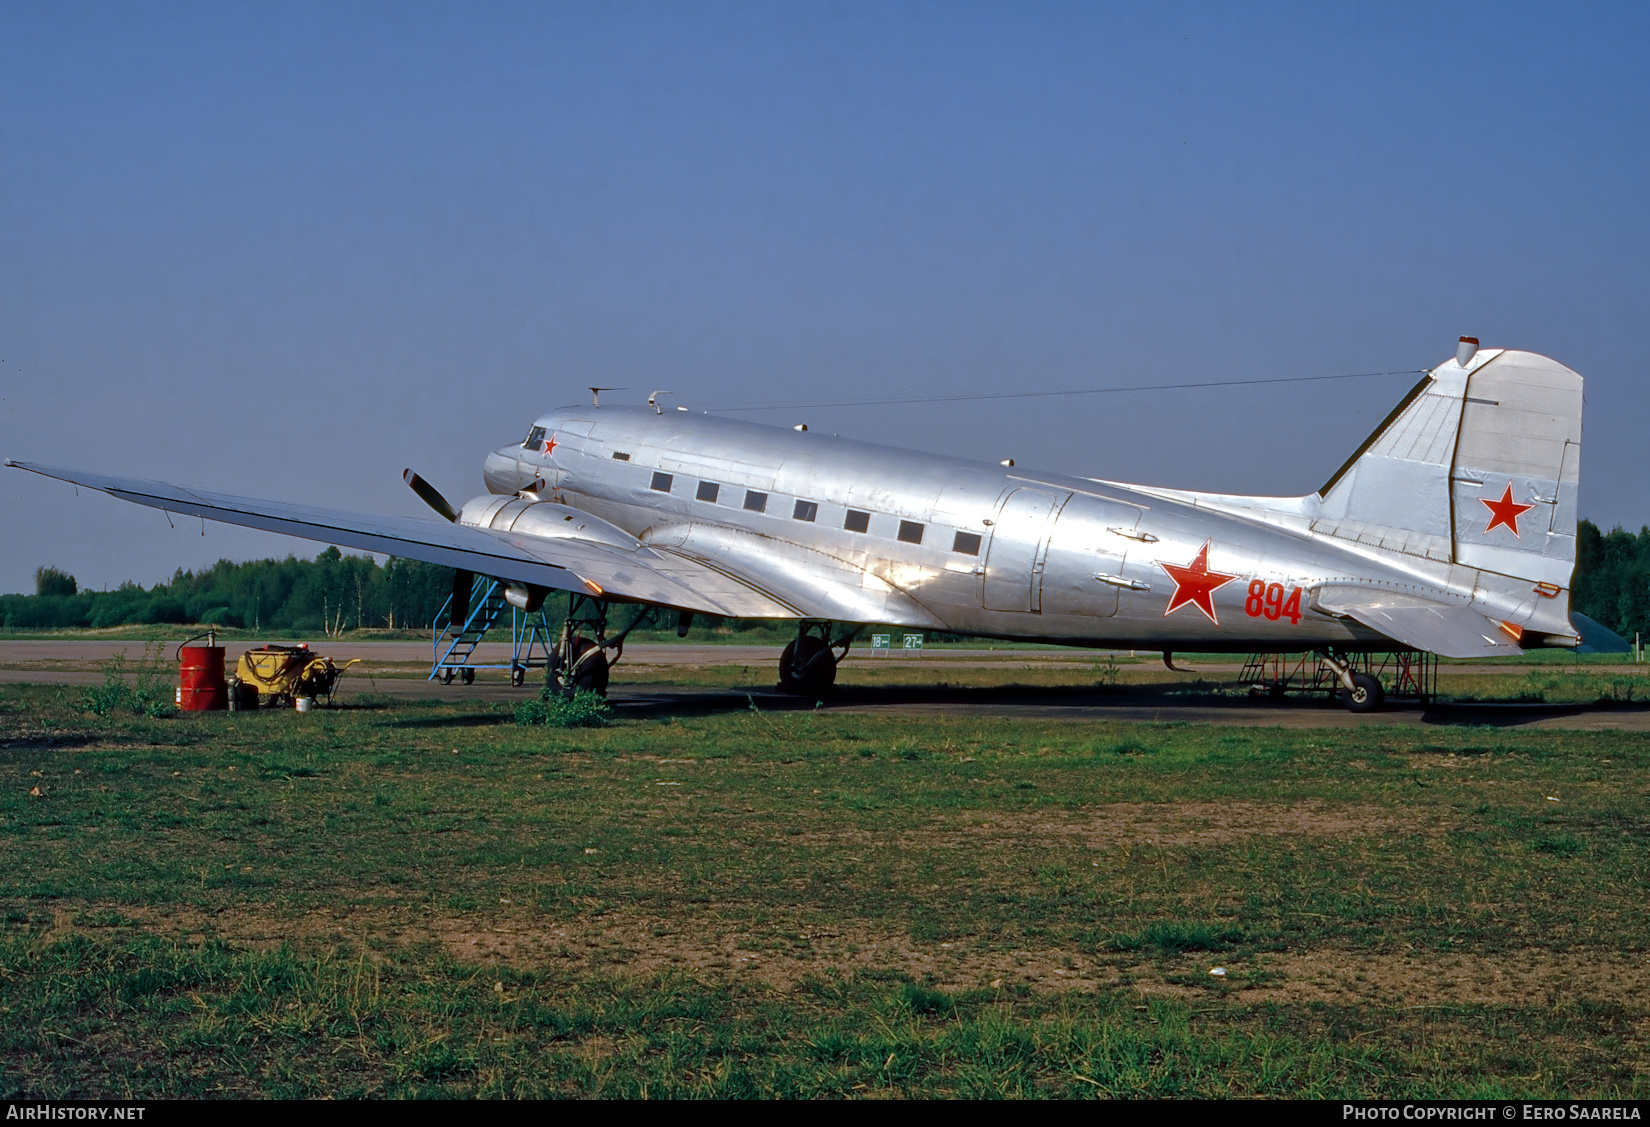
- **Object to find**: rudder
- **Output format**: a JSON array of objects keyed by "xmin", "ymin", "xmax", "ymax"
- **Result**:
[{"xmin": 1449, "ymin": 349, "xmax": 1582, "ymax": 589}]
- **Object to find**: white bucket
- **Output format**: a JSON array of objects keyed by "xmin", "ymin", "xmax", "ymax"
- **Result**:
[{"xmin": 295, "ymin": 696, "xmax": 315, "ymax": 712}]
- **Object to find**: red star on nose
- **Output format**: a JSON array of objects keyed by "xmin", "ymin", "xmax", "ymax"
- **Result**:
[
  {"xmin": 542, "ymin": 435, "xmax": 557, "ymax": 456},
  {"xmin": 1157, "ymin": 539, "xmax": 1239, "ymax": 625},
  {"xmin": 1480, "ymin": 483, "xmax": 1534, "ymax": 539}
]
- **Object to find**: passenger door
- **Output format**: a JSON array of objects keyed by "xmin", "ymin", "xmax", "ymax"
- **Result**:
[{"xmin": 981, "ymin": 488, "xmax": 1069, "ymax": 612}]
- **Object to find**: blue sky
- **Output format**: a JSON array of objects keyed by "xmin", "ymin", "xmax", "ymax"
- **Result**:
[{"xmin": 4, "ymin": 2, "xmax": 1647, "ymax": 594}]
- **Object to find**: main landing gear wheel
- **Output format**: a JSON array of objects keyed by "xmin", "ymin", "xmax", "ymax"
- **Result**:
[
  {"xmin": 566, "ymin": 637, "xmax": 610, "ymax": 697},
  {"xmin": 1342, "ymin": 671, "xmax": 1384, "ymax": 713},
  {"xmin": 548, "ymin": 593, "xmax": 644, "ymax": 699},
  {"xmin": 779, "ymin": 635, "xmax": 837, "ymax": 695}
]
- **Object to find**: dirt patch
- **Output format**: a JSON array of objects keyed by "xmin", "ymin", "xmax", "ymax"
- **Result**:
[
  {"xmin": 792, "ymin": 800, "xmax": 1408, "ymax": 851},
  {"xmin": 995, "ymin": 800, "xmax": 1407, "ymax": 848},
  {"xmin": 427, "ymin": 914, "xmax": 1650, "ymax": 1011},
  {"xmin": 1184, "ymin": 945, "xmax": 1650, "ymax": 1008},
  {"xmin": 432, "ymin": 909, "xmax": 1152, "ymax": 994},
  {"xmin": 45, "ymin": 900, "xmax": 1647, "ymax": 1012}
]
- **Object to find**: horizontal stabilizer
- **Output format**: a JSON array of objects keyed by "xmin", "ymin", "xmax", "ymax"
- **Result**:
[
  {"xmin": 1313, "ymin": 585, "xmax": 1524, "ymax": 659},
  {"xmin": 1571, "ymin": 612, "xmax": 1631, "ymax": 654}
]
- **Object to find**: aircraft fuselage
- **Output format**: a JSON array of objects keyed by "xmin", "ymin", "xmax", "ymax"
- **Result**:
[{"xmin": 481, "ymin": 405, "xmax": 1415, "ymax": 651}]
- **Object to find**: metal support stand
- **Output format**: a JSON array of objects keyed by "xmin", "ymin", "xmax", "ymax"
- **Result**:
[
  {"xmin": 1238, "ymin": 649, "xmax": 1437, "ymax": 705},
  {"xmin": 429, "ymin": 575, "xmax": 555, "ymax": 685}
]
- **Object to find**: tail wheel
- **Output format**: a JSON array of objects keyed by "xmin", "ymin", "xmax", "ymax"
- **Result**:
[
  {"xmin": 1342, "ymin": 671, "xmax": 1383, "ymax": 713},
  {"xmin": 779, "ymin": 636, "xmax": 837, "ymax": 694},
  {"xmin": 567, "ymin": 638, "xmax": 610, "ymax": 697}
]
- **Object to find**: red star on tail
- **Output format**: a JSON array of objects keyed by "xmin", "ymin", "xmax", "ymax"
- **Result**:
[
  {"xmin": 1158, "ymin": 539, "xmax": 1239, "ymax": 625},
  {"xmin": 1480, "ymin": 483, "xmax": 1534, "ymax": 538}
]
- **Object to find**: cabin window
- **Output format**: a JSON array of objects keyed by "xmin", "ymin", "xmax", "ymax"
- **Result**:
[
  {"xmin": 611, "ymin": 451, "xmax": 630, "ymax": 461},
  {"xmin": 696, "ymin": 481, "xmax": 720, "ymax": 503},
  {"xmin": 744, "ymin": 490, "xmax": 768, "ymax": 513},
  {"xmin": 651, "ymin": 472, "xmax": 673, "ymax": 493},
  {"xmin": 844, "ymin": 510, "xmax": 870, "ymax": 533},
  {"xmin": 523, "ymin": 426, "xmax": 546, "ymax": 450},
  {"xmin": 793, "ymin": 500, "xmax": 818, "ymax": 522},
  {"xmin": 898, "ymin": 520, "xmax": 924, "ymax": 545},
  {"xmin": 952, "ymin": 531, "xmax": 982, "ymax": 555}
]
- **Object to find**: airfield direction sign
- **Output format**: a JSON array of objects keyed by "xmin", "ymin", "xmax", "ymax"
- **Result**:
[{"xmin": 871, "ymin": 634, "xmax": 891, "ymax": 655}]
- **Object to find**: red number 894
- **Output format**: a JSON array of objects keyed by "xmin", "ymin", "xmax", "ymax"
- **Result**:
[{"xmin": 1244, "ymin": 579, "xmax": 1302, "ymax": 624}]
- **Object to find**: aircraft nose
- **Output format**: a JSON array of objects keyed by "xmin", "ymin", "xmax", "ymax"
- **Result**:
[{"xmin": 483, "ymin": 447, "xmax": 524, "ymax": 494}]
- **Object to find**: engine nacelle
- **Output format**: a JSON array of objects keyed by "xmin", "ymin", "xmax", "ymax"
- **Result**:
[
  {"xmin": 502, "ymin": 583, "xmax": 549, "ymax": 612},
  {"xmin": 457, "ymin": 495, "xmax": 641, "ymax": 550}
]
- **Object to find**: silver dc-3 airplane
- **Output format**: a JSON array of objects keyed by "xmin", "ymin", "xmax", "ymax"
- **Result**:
[{"xmin": 8, "ymin": 338, "xmax": 1617, "ymax": 710}]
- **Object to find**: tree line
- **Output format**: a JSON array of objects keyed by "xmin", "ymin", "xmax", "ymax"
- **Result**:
[
  {"xmin": 1573, "ymin": 521, "xmax": 1650, "ymax": 644},
  {"xmin": 5, "ymin": 518, "xmax": 1649, "ymax": 641},
  {"xmin": 5, "ymin": 550, "xmax": 454, "ymax": 633}
]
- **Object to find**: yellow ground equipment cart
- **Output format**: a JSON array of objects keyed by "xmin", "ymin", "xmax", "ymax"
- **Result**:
[{"xmin": 231, "ymin": 644, "xmax": 360, "ymax": 709}]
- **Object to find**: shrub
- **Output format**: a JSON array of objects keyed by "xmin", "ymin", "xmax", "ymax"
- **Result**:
[
  {"xmin": 80, "ymin": 655, "xmax": 131, "ymax": 717},
  {"xmin": 515, "ymin": 688, "xmax": 612, "ymax": 729},
  {"xmin": 81, "ymin": 644, "xmax": 176, "ymax": 718}
]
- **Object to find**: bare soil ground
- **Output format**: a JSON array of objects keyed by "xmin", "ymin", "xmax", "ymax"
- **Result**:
[{"xmin": 50, "ymin": 899, "xmax": 1650, "ymax": 1014}]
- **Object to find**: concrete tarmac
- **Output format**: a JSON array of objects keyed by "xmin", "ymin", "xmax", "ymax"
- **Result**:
[{"xmin": 3, "ymin": 640, "xmax": 1647, "ymax": 730}]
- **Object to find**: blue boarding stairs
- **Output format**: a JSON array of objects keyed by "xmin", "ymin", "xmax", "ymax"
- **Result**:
[{"xmin": 430, "ymin": 575, "xmax": 556, "ymax": 685}]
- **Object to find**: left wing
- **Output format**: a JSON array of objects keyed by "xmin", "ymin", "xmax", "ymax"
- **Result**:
[{"xmin": 6, "ymin": 461, "xmax": 802, "ymax": 619}]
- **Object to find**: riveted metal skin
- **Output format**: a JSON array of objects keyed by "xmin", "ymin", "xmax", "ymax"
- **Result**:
[{"xmin": 476, "ymin": 345, "xmax": 1585, "ymax": 657}]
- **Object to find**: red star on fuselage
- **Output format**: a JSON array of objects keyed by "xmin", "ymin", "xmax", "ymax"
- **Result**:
[
  {"xmin": 542, "ymin": 435, "xmax": 557, "ymax": 456},
  {"xmin": 1157, "ymin": 539, "xmax": 1239, "ymax": 625},
  {"xmin": 1480, "ymin": 483, "xmax": 1534, "ymax": 539}
]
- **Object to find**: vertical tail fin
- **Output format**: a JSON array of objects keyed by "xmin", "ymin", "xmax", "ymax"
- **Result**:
[{"xmin": 1315, "ymin": 344, "xmax": 1583, "ymax": 589}]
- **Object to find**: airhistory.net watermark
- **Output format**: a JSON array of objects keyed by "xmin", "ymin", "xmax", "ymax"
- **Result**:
[{"xmin": 6, "ymin": 1108, "xmax": 145, "ymax": 1121}]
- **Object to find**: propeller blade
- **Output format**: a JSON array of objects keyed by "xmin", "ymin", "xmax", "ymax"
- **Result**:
[
  {"xmin": 403, "ymin": 469, "xmax": 460, "ymax": 523},
  {"xmin": 450, "ymin": 569, "xmax": 474, "ymax": 628}
]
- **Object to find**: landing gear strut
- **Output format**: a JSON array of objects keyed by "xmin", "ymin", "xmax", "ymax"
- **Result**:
[
  {"xmin": 547, "ymin": 594, "xmax": 646, "ymax": 698},
  {"xmin": 777, "ymin": 622, "xmax": 857, "ymax": 695},
  {"xmin": 1317, "ymin": 649, "xmax": 1385, "ymax": 712}
]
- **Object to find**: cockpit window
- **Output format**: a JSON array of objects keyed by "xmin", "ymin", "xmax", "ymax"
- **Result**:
[{"xmin": 523, "ymin": 425, "xmax": 546, "ymax": 450}]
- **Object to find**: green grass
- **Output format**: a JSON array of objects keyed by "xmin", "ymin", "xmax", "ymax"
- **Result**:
[
  {"xmin": 1, "ymin": 681, "xmax": 1647, "ymax": 1097},
  {"xmin": 10, "ymin": 937, "xmax": 1629, "ymax": 1098}
]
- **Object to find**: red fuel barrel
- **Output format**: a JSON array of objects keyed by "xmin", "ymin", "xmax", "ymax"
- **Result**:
[{"xmin": 178, "ymin": 645, "xmax": 227, "ymax": 711}]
